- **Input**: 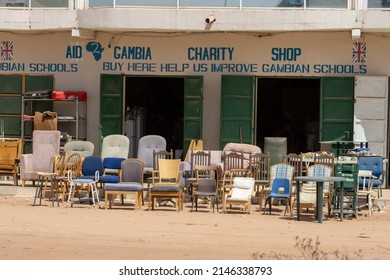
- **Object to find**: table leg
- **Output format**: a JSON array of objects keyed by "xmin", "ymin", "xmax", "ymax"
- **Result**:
[
  {"xmin": 317, "ymin": 182, "xmax": 324, "ymax": 224},
  {"xmin": 296, "ymin": 180, "xmax": 300, "ymax": 221},
  {"xmin": 340, "ymin": 181, "xmax": 344, "ymax": 222}
]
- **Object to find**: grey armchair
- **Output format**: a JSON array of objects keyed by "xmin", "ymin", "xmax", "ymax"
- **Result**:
[
  {"xmin": 20, "ymin": 130, "xmax": 61, "ymax": 187},
  {"xmin": 137, "ymin": 135, "xmax": 166, "ymax": 175}
]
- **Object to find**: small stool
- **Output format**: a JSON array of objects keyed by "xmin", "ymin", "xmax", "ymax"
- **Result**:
[{"xmin": 33, "ymin": 172, "xmax": 60, "ymax": 207}]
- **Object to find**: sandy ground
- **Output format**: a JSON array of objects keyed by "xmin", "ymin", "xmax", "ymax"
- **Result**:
[{"xmin": 1, "ymin": 191, "xmax": 390, "ymax": 261}]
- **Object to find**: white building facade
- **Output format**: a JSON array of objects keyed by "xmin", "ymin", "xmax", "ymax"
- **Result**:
[{"xmin": 1, "ymin": 1, "xmax": 389, "ymax": 159}]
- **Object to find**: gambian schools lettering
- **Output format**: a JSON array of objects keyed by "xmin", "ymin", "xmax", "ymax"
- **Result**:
[
  {"xmin": 313, "ymin": 64, "xmax": 367, "ymax": 74},
  {"xmin": 262, "ymin": 63, "xmax": 310, "ymax": 73},
  {"xmin": 29, "ymin": 63, "xmax": 78, "ymax": 72}
]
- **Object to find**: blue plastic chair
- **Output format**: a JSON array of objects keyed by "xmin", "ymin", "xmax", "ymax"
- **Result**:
[{"xmin": 264, "ymin": 178, "xmax": 292, "ymax": 216}]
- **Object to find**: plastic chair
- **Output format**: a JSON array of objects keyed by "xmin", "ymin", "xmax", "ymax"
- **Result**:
[
  {"xmin": 258, "ymin": 163, "xmax": 295, "ymax": 211},
  {"xmin": 264, "ymin": 178, "xmax": 291, "ymax": 216}
]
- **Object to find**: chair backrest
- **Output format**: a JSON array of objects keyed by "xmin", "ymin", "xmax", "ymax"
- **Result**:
[
  {"xmin": 137, "ymin": 135, "xmax": 166, "ymax": 172},
  {"xmin": 63, "ymin": 140, "xmax": 94, "ymax": 158},
  {"xmin": 269, "ymin": 163, "xmax": 295, "ymax": 187},
  {"xmin": 307, "ymin": 164, "xmax": 333, "ymax": 177},
  {"xmin": 197, "ymin": 178, "xmax": 217, "ymax": 194},
  {"xmin": 153, "ymin": 149, "xmax": 173, "ymax": 170},
  {"xmin": 157, "ymin": 159, "xmax": 181, "ymax": 183},
  {"xmin": 222, "ymin": 143, "xmax": 261, "ymax": 168},
  {"xmin": 121, "ymin": 158, "xmax": 144, "ymax": 183},
  {"xmin": 195, "ymin": 164, "xmax": 218, "ymax": 180},
  {"xmin": 103, "ymin": 157, "xmax": 126, "ymax": 170},
  {"xmin": 282, "ymin": 153, "xmax": 303, "ymax": 177},
  {"xmin": 223, "ymin": 151, "xmax": 244, "ymax": 172},
  {"xmin": 81, "ymin": 156, "xmax": 104, "ymax": 176},
  {"xmin": 313, "ymin": 152, "xmax": 335, "ymax": 169},
  {"xmin": 32, "ymin": 130, "xmax": 61, "ymax": 172},
  {"xmin": 101, "ymin": 134, "xmax": 129, "ymax": 160},
  {"xmin": 54, "ymin": 153, "xmax": 66, "ymax": 175},
  {"xmin": 358, "ymin": 156, "xmax": 383, "ymax": 178},
  {"xmin": 0, "ymin": 140, "xmax": 22, "ymax": 166},
  {"xmin": 249, "ymin": 152, "xmax": 270, "ymax": 181},
  {"xmin": 270, "ymin": 178, "xmax": 291, "ymax": 196},
  {"xmin": 190, "ymin": 150, "xmax": 211, "ymax": 176},
  {"xmin": 62, "ymin": 152, "xmax": 83, "ymax": 178},
  {"xmin": 230, "ymin": 177, "xmax": 255, "ymax": 200}
]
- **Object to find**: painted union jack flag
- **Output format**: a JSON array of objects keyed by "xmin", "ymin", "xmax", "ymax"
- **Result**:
[
  {"xmin": 352, "ymin": 42, "xmax": 366, "ymax": 63},
  {"xmin": 1, "ymin": 41, "xmax": 14, "ymax": 61}
]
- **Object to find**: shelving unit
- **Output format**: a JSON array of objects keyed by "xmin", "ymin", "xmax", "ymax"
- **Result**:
[{"xmin": 21, "ymin": 97, "xmax": 82, "ymax": 145}]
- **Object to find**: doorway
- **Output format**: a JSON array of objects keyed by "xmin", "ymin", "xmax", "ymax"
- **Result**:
[
  {"xmin": 257, "ymin": 77, "xmax": 321, "ymax": 153},
  {"xmin": 124, "ymin": 76, "xmax": 184, "ymax": 157}
]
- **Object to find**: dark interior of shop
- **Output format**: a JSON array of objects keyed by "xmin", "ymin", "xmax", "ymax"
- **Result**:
[
  {"xmin": 125, "ymin": 76, "xmax": 184, "ymax": 154},
  {"xmin": 257, "ymin": 77, "xmax": 321, "ymax": 154},
  {"xmin": 125, "ymin": 76, "xmax": 320, "ymax": 156}
]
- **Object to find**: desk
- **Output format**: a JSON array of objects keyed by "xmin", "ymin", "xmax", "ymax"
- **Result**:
[{"xmin": 295, "ymin": 176, "xmax": 346, "ymax": 223}]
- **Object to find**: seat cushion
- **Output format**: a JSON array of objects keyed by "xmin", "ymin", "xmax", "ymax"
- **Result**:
[
  {"xmin": 230, "ymin": 187, "xmax": 251, "ymax": 200},
  {"xmin": 73, "ymin": 178, "xmax": 94, "ymax": 184},
  {"xmin": 104, "ymin": 182, "xmax": 143, "ymax": 192},
  {"xmin": 151, "ymin": 186, "xmax": 180, "ymax": 192}
]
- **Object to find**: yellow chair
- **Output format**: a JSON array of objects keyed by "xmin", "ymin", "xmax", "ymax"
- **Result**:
[
  {"xmin": 149, "ymin": 159, "xmax": 182, "ymax": 212},
  {"xmin": 0, "ymin": 139, "xmax": 23, "ymax": 186}
]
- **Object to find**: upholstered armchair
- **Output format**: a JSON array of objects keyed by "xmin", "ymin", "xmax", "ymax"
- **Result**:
[
  {"xmin": 137, "ymin": 135, "xmax": 166, "ymax": 175},
  {"xmin": 19, "ymin": 130, "xmax": 61, "ymax": 187},
  {"xmin": 101, "ymin": 134, "xmax": 130, "ymax": 175},
  {"xmin": 63, "ymin": 140, "xmax": 94, "ymax": 158}
]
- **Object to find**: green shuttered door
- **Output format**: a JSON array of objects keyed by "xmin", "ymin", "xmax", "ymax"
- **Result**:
[
  {"xmin": 100, "ymin": 74, "xmax": 123, "ymax": 138},
  {"xmin": 321, "ymin": 77, "xmax": 354, "ymax": 141},
  {"xmin": 183, "ymin": 76, "xmax": 203, "ymax": 156},
  {"xmin": 220, "ymin": 75, "xmax": 254, "ymax": 149}
]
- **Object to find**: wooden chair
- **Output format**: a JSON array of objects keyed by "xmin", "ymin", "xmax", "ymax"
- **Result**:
[
  {"xmin": 221, "ymin": 169, "xmax": 254, "ymax": 214},
  {"xmin": 313, "ymin": 152, "xmax": 335, "ymax": 170},
  {"xmin": 190, "ymin": 150, "xmax": 211, "ymax": 177},
  {"xmin": 249, "ymin": 152, "xmax": 270, "ymax": 208},
  {"xmin": 282, "ymin": 153, "xmax": 303, "ymax": 178},
  {"xmin": 56, "ymin": 152, "xmax": 83, "ymax": 202},
  {"xmin": 152, "ymin": 149, "xmax": 173, "ymax": 171},
  {"xmin": 221, "ymin": 168, "xmax": 252, "ymax": 213},
  {"xmin": 223, "ymin": 151, "xmax": 244, "ymax": 173},
  {"xmin": 0, "ymin": 139, "xmax": 23, "ymax": 186},
  {"xmin": 149, "ymin": 159, "xmax": 182, "ymax": 212}
]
